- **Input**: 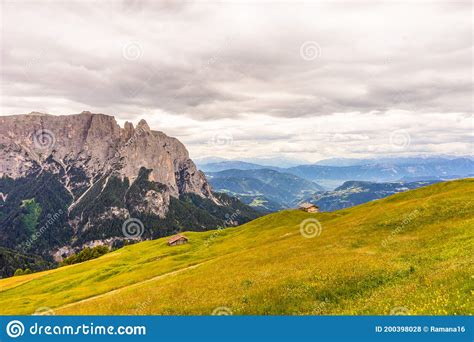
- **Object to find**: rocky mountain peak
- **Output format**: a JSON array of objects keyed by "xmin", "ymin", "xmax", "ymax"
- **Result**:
[
  {"xmin": 136, "ymin": 119, "xmax": 150, "ymax": 131},
  {"xmin": 0, "ymin": 112, "xmax": 213, "ymax": 200},
  {"xmin": 123, "ymin": 121, "xmax": 134, "ymax": 138},
  {"xmin": 0, "ymin": 112, "xmax": 260, "ymax": 263}
]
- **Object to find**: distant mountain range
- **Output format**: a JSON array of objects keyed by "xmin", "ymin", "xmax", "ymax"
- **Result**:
[
  {"xmin": 206, "ymin": 169, "xmax": 324, "ymax": 212},
  {"xmin": 284, "ymin": 158, "xmax": 473, "ymax": 185},
  {"xmin": 201, "ymin": 156, "xmax": 473, "ymax": 213},
  {"xmin": 206, "ymin": 170, "xmax": 447, "ymax": 213},
  {"xmin": 200, "ymin": 157, "xmax": 474, "ymax": 189},
  {"xmin": 201, "ymin": 161, "xmax": 267, "ymax": 172},
  {"xmin": 305, "ymin": 180, "xmax": 441, "ymax": 212},
  {"xmin": 312, "ymin": 156, "xmax": 473, "ymax": 167},
  {"xmin": 195, "ymin": 157, "xmax": 308, "ymax": 169}
]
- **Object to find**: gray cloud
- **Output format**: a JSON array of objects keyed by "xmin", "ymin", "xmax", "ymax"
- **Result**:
[{"xmin": 0, "ymin": 0, "xmax": 472, "ymax": 160}]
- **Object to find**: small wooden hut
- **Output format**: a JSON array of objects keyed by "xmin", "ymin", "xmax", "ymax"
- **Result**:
[
  {"xmin": 298, "ymin": 202, "xmax": 319, "ymax": 213},
  {"xmin": 167, "ymin": 234, "xmax": 188, "ymax": 246}
]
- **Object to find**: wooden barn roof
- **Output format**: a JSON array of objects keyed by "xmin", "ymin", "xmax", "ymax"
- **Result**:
[{"xmin": 168, "ymin": 234, "xmax": 188, "ymax": 244}]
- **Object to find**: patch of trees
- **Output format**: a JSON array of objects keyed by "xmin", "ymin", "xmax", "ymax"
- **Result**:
[
  {"xmin": 13, "ymin": 268, "xmax": 32, "ymax": 276},
  {"xmin": 0, "ymin": 247, "xmax": 51, "ymax": 278},
  {"xmin": 60, "ymin": 246, "xmax": 110, "ymax": 266}
]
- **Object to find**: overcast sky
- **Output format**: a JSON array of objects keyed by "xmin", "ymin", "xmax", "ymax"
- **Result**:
[{"xmin": 1, "ymin": 0, "xmax": 472, "ymax": 162}]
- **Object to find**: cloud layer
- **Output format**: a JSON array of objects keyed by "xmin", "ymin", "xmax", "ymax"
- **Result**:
[{"xmin": 1, "ymin": 0, "xmax": 472, "ymax": 161}]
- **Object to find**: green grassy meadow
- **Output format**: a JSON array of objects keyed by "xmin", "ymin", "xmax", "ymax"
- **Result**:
[{"xmin": 1, "ymin": 179, "xmax": 473, "ymax": 315}]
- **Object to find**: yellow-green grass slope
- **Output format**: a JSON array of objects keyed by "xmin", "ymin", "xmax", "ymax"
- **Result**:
[{"xmin": 1, "ymin": 179, "xmax": 473, "ymax": 315}]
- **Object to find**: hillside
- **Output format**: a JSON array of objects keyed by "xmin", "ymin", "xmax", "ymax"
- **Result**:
[{"xmin": 0, "ymin": 179, "xmax": 472, "ymax": 315}]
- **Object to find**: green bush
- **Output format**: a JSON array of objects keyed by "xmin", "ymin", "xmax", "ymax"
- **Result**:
[
  {"xmin": 60, "ymin": 246, "xmax": 110, "ymax": 266},
  {"xmin": 13, "ymin": 268, "xmax": 32, "ymax": 276}
]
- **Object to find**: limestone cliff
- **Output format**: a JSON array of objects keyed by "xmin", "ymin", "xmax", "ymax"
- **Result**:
[
  {"xmin": 0, "ymin": 111, "xmax": 213, "ymax": 200},
  {"xmin": 0, "ymin": 112, "xmax": 260, "ymax": 262}
]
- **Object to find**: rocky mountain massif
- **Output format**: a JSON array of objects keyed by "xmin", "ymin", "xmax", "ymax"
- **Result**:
[{"xmin": 0, "ymin": 112, "xmax": 259, "ymax": 276}]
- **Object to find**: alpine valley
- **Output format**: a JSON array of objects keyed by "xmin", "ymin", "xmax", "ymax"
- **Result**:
[
  {"xmin": 1, "ymin": 112, "xmax": 473, "ymax": 281},
  {"xmin": 202, "ymin": 159, "xmax": 473, "ymax": 213},
  {"xmin": 0, "ymin": 112, "xmax": 260, "ymax": 277}
]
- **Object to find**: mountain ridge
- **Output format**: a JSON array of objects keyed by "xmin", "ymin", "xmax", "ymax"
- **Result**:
[
  {"xmin": 200, "ymin": 157, "xmax": 474, "ymax": 189},
  {"xmin": 0, "ymin": 112, "xmax": 260, "ymax": 267},
  {"xmin": 0, "ymin": 111, "xmax": 213, "ymax": 199}
]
